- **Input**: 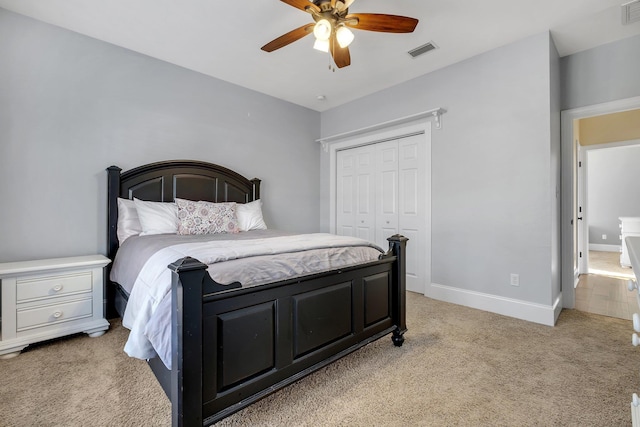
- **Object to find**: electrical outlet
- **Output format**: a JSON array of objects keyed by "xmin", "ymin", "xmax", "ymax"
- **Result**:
[
  {"xmin": 510, "ymin": 273, "xmax": 519, "ymax": 287},
  {"xmin": 602, "ymin": 234, "xmax": 607, "ymax": 240}
]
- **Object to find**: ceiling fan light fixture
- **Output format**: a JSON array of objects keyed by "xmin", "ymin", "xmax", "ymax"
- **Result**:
[
  {"xmin": 262, "ymin": 0, "xmax": 419, "ymax": 69},
  {"xmin": 336, "ymin": 26, "xmax": 354, "ymax": 48},
  {"xmin": 313, "ymin": 19, "xmax": 332, "ymax": 41},
  {"xmin": 313, "ymin": 38, "xmax": 330, "ymax": 52}
]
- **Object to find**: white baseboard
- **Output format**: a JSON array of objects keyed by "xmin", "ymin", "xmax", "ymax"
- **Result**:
[
  {"xmin": 589, "ymin": 243, "xmax": 621, "ymax": 253},
  {"xmin": 428, "ymin": 283, "xmax": 560, "ymax": 326}
]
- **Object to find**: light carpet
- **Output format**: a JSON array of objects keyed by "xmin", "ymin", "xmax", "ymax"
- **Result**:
[{"xmin": 1, "ymin": 292, "xmax": 638, "ymax": 426}]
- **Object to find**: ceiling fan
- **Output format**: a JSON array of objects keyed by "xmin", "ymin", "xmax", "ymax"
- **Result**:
[{"xmin": 261, "ymin": 0, "xmax": 419, "ymax": 69}]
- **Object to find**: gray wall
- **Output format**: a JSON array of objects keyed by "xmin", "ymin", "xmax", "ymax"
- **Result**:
[
  {"xmin": 321, "ymin": 32, "xmax": 559, "ymax": 306},
  {"xmin": 587, "ymin": 144, "xmax": 640, "ymax": 245},
  {"xmin": 0, "ymin": 9, "xmax": 321, "ymax": 262},
  {"xmin": 561, "ymin": 34, "xmax": 640, "ymax": 110}
]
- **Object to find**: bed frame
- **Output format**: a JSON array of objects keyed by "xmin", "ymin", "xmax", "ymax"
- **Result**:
[{"xmin": 106, "ymin": 160, "xmax": 407, "ymax": 426}]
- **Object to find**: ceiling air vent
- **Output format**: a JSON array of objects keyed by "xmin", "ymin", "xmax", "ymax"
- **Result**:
[
  {"xmin": 622, "ymin": 0, "xmax": 640, "ymax": 24},
  {"xmin": 408, "ymin": 41, "xmax": 438, "ymax": 58}
]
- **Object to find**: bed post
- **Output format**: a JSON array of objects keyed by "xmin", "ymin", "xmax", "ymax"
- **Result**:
[
  {"xmin": 106, "ymin": 166, "xmax": 122, "ymax": 319},
  {"xmin": 106, "ymin": 166, "xmax": 122, "ymax": 260},
  {"xmin": 250, "ymin": 178, "xmax": 261, "ymax": 201},
  {"xmin": 388, "ymin": 234, "xmax": 408, "ymax": 346},
  {"xmin": 169, "ymin": 257, "xmax": 206, "ymax": 427}
]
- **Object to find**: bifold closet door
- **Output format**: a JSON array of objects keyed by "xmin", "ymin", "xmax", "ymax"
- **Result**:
[
  {"xmin": 396, "ymin": 134, "xmax": 425, "ymax": 294},
  {"xmin": 337, "ymin": 133, "xmax": 426, "ymax": 294},
  {"xmin": 375, "ymin": 135, "xmax": 425, "ymax": 293},
  {"xmin": 336, "ymin": 145, "xmax": 375, "ymax": 242},
  {"xmin": 336, "ymin": 141, "xmax": 400, "ymax": 248},
  {"xmin": 375, "ymin": 140, "xmax": 399, "ymax": 250}
]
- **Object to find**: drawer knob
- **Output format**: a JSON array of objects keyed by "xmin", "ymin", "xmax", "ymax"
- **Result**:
[
  {"xmin": 52, "ymin": 284, "xmax": 63, "ymax": 292},
  {"xmin": 53, "ymin": 311, "xmax": 63, "ymax": 319}
]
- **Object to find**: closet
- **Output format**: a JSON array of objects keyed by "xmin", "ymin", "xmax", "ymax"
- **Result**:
[{"xmin": 335, "ymin": 133, "xmax": 427, "ymax": 293}]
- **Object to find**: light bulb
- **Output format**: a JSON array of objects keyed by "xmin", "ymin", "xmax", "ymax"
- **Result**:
[
  {"xmin": 313, "ymin": 19, "xmax": 332, "ymax": 41},
  {"xmin": 313, "ymin": 38, "xmax": 330, "ymax": 53},
  {"xmin": 336, "ymin": 26, "xmax": 354, "ymax": 48}
]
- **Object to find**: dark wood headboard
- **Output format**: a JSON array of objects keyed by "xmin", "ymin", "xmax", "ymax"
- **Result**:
[
  {"xmin": 105, "ymin": 160, "xmax": 260, "ymax": 318},
  {"xmin": 106, "ymin": 160, "xmax": 261, "ymax": 261}
]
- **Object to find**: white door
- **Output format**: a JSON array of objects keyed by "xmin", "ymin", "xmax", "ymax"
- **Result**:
[
  {"xmin": 336, "ymin": 147, "xmax": 356, "ymax": 237},
  {"xmin": 336, "ymin": 145, "xmax": 375, "ymax": 241},
  {"xmin": 375, "ymin": 140, "xmax": 399, "ymax": 249},
  {"xmin": 337, "ymin": 133, "xmax": 428, "ymax": 294},
  {"xmin": 397, "ymin": 134, "xmax": 427, "ymax": 294}
]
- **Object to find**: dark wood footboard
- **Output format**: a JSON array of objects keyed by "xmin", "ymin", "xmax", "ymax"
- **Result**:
[{"xmin": 168, "ymin": 234, "xmax": 408, "ymax": 427}]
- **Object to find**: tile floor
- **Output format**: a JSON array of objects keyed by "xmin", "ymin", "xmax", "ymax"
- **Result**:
[{"xmin": 575, "ymin": 251, "xmax": 638, "ymax": 320}]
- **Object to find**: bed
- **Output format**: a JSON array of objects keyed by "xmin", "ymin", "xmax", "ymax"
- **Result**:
[{"xmin": 106, "ymin": 160, "xmax": 408, "ymax": 426}]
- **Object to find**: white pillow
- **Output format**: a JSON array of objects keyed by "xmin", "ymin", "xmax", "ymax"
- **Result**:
[
  {"xmin": 117, "ymin": 198, "xmax": 142, "ymax": 244},
  {"xmin": 236, "ymin": 199, "xmax": 267, "ymax": 231},
  {"xmin": 133, "ymin": 198, "xmax": 178, "ymax": 236}
]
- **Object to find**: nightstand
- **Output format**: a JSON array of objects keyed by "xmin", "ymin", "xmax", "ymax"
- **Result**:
[{"xmin": 0, "ymin": 255, "xmax": 111, "ymax": 358}]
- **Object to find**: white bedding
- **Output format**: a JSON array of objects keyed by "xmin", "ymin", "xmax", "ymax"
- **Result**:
[{"xmin": 120, "ymin": 233, "xmax": 383, "ymax": 369}]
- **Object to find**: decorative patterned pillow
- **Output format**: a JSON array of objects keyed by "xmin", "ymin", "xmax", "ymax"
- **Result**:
[{"xmin": 175, "ymin": 198, "xmax": 239, "ymax": 235}]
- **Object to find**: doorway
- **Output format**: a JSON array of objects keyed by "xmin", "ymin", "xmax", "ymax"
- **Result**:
[
  {"xmin": 575, "ymin": 142, "xmax": 640, "ymax": 320},
  {"xmin": 561, "ymin": 95, "xmax": 640, "ymax": 316}
]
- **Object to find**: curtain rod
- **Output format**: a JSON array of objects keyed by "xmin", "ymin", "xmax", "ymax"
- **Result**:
[{"xmin": 316, "ymin": 107, "xmax": 446, "ymax": 151}]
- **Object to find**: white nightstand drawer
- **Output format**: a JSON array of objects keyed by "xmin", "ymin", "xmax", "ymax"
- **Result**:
[
  {"xmin": 17, "ymin": 298, "xmax": 93, "ymax": 331},
  {"xmin": 16, "ymin": 272, "xmax": 92, "ymax": 302}
]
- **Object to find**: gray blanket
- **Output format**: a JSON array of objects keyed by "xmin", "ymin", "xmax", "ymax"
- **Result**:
[{"xmin": 111, "ymin": 229, "xmax": 294, "ymax": 293}]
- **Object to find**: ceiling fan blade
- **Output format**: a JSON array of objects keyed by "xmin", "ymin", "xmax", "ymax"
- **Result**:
[
  {"xmin": 280, "ymin": 0, "xmax": 320, "ymax": 13},
  {"xmin": 330, "ymin": 37, "xmax": 351, "ymax": 68},
  {"xmin": 344, "ymin": 13, "xmax": 419, "ymax": 33},
  {"xmin": 261, "ymin": 23, "xmax": 315, "ymax": 52}
]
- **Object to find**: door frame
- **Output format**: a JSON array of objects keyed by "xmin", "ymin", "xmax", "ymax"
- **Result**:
[
  {"xmin": 577, "ymin": 144, "xmax": 588, "ymax": 276},
  {"xmin": 561, "ymin": 95, "xmax": 640, "ymax": 309},
  {"xmin": 328, "ymin": 120, "xmax": 432, "ymax": 295}
]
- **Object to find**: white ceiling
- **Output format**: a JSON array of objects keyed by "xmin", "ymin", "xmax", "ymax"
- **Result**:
[{"xmin": 1, "ymin": 0, "xmax": 639, "ymax": 112}]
